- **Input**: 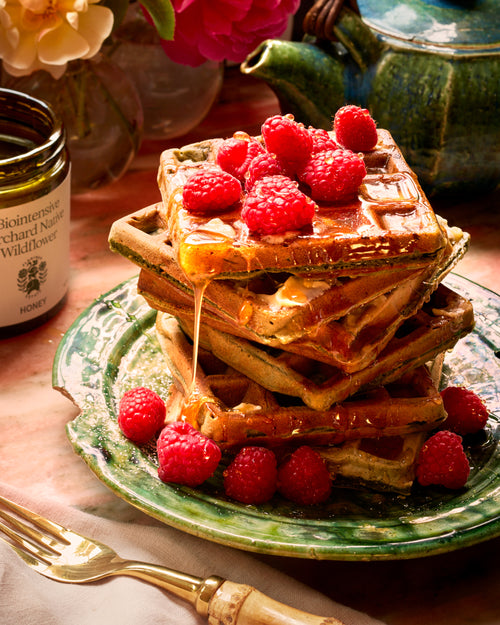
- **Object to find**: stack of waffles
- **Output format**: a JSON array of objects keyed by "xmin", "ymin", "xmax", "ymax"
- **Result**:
[{"xmin": 109, "ymin": 129, "xmax": 473, "ymax": 494}]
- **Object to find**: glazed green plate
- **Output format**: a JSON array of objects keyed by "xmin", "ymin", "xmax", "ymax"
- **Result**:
[{"xmin": 53, "ymin": 273, "xmax": 500, "ymax": 560}]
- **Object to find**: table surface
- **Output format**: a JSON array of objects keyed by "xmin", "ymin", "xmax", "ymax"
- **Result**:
[{"xmin": 1, "ymin": 68, "xmax": 499, "ymax": 625}]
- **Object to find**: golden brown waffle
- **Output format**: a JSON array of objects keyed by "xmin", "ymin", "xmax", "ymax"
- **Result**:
[
  {"xmin": 154, "ymin": 283, "xmax": 473, "ymax": 404},
  {"xmin": 156, "ymin": 313, "xmax": 447, "ymax": 449},
  {"xmin": 315, "ymin": 432, "xmax": 427, "ymax": 494},
  {"xmin": 138, "ymin": 264, "xmax": 438, "ymax": 370},
  {"xmin": 133, "ymin": 238, "xmax": 427, "ymax": 343},
  {"xmin": 133, "ymin": 217, "xmax": 467, "ymax": 374},
  {"xmin": 110, "ymin": 196, "xmax": 468, "ymax": 366},
  {"xmin": 110, "ymin": 129, "xmax": 448, "ymax": 282},
  {"xmin": 162, "ymin": 354, "xmax": 427, "ymax": 493}
]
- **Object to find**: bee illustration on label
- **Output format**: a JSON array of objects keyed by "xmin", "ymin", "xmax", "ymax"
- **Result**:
[{"xmin": 17, "ymin": 257, "xmax": 48, "ymax": 297}]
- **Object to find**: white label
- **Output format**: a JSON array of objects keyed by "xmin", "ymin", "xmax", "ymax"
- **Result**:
[{"xmin": 0, "ymin": 173, "xmax": 70, "ymax": 328}]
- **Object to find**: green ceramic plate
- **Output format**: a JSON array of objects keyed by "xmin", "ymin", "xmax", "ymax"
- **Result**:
[{"xmin": 54, "ymin": 273, "xmax": 500, "ymax": 560}]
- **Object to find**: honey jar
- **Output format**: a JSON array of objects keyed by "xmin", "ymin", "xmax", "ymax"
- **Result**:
[{"xmin": 0, "ymin": 88, "xmax": 70, "ymax": 338}]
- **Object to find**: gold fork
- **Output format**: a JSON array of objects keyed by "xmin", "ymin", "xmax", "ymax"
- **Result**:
[{"xmin": 0, "ymin": 493, "xmax": 345, "ymax": 625}]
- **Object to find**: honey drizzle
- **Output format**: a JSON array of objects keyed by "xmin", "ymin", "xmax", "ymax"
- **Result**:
[{"xmin": 190, "ymin": 279, "xmax": 209, "ymax": 393}]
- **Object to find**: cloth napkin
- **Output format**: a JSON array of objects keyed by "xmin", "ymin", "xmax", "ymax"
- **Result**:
[{"xmin": 0, "ymin": 482, "xmax": 386, "ymax": 625}]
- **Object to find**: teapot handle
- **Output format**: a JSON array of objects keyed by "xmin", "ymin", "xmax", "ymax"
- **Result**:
[
  {"xmin": 304, "ymin": 0, "xmax": 383, "ymax": 71},
  {"xmin": 303, "ymin": 0, "xmax": 361, "ymax": 40}
]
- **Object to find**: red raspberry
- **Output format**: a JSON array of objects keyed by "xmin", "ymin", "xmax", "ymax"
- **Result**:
[
  {"xmin": 416, "ymin": 431, "xmax": 470, "ymax": 489},
  {"xmin": 216, "ymin": 135, "xmax": 264, "ymax": 181},
  {"xmin": 277, "ymin": 446, "xmax": 332, "ymax": 505},
  {"xmin": 440, "ymin": 387, "xmax": 489, "ymax": 435},
  {"xmin": 333, "ymin": 105, "xmax": 378, "ymax": 152},
  {"xmin": 182, "ymin": 168, "xmax": 241, "ymax": 213},
  {"xmin": 157, "ymin": 422, "xmax": 221, "ymax": 487},
  {"xmin": 223, "ymin": 446, "xmax": 277, "ymax": 504},
  {"xmin": 308, "ymin": 126, "xmax": 338, "ymax": 153},
  {"xmin": 261, "ymin": 114, "xmax": 313, "ymax": 170},
  {"xmin": 241, "ymin": 175, "xmax": 317, "ymax": 235},
  {"xmin": 299, "ymin": 148, "xmax": 366, "ymax": 202},
  {"xmin": 118, "ymin": 387, "xmax": 166, "ymax": 444},
  {"xmin": 244, "ymin": 152, "xmax": 289, "ymax": 190}
]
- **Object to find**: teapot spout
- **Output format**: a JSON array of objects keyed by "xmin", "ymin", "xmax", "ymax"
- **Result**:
[{"xmin": 241, "ymin": 39, "xmax": 345, "ymax": 129}]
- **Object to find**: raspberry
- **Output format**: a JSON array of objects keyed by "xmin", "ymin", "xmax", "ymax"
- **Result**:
[
  {"xmin": 299, "ymin": 148, "xmax": 366, "ymax": 202},
  {"xmin": 216, "ymin": 135, "xmax": 264, "ymax": 181},
  {"xmin": 333, "ymin": 105, "xmax": 378, "ymax": 152},
  {"xmin": 261, "ymin": 114, "xmax": 313, "ymax": 170},
  {"xmin": 308, "ymin": 127, "xmax": 338, "ymax": 153},
  {"xmin": 118, "ymin": 387, "xmax": 166, "ymax": 444},
  {"xmin": 182, "ymin": 168, "xmax": 241, "ymax": 213},
  {"xmin": 416, "ymin": 430, "xmax": 470, "ymax": 489},
  {"xmin": 245, "ymin": 152, "xmax": 289, "ymax": 190},
  {"xmin": 223, "ymin": 446, "xmax": 277, "ymax": 504},
  {"xmin": 277, "ymin": 446, "xmax": 332, "ymax": 505},
  {"xmin": 241, "ymin": 175, "xmax": 316, "ymax": 235},
  {"xmin": 440, "ymin": 386, "xmax": 489, "ymax": 435},
  {"xmin": 157, "ymin": 422, "xmax": 221, "ymax": 487}
]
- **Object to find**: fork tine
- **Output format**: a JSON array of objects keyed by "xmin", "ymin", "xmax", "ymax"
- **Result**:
[
  {"xmin": 0, "ymin": 517, "xmax": 55, "ymax": 564},
  {"xmin": 0, "ymin": 494, "xmax": 68, "ymax": 555},
  {"xmin": 0, "ymin": 494, "xmax": 70, "ymax": 543},
  {"xmin": 0, "ymin": 529, "xmax": 43, "ymax": 565}
]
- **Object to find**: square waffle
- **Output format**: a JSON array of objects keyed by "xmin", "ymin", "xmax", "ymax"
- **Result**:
[
  {"xmin": 126, "ymin": 222, "xmax": 429, "ymax": 344},
  {"xmin": 110, "ymin": 199, "xmax": 468, "ymax": 368},
  {"xmin": 153, "ymin": 282, "xmax": 473, "ymax": 396},
  {"xmin": 157, "ymin": 312, "xmax": 446, "ymax": 450},
  {"xmin": 129, "ymin": 211, "xmax": 467, "ymax": 374},
  {"xmin": 110, "ymin": 129, "xmax": 448, "ymax": 284},
  {"xmin": 138, "ymin": 264, "xmax": 437, "ymax": 370},
  {"xmin": 315, "ymin": 432, "xmax": 428, "ymax": 494},
  {"xmin": 160, "ymin": 368, "xmax": 428, "ymax": 494}
]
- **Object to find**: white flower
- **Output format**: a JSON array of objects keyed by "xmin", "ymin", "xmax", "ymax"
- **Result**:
[{"xmin": 0, "ymin": 0, "xmax": 114, "ymax": 78}]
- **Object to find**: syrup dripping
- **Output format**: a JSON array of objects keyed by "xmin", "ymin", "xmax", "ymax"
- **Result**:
[
  {"xmin": 190, "ymin": 279, "xmax": 209, "ymax": 393},
  {"xmin": 175, "ymin": 278, "xmax": 210, "ymax": 427}
]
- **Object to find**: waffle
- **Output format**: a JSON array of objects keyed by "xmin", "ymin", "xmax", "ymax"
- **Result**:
[
  {"xmin": 110, "ymin": 195, "xmax": 468, "ymax": 359},
  {"xmin": 155, "ymin": 283, "xmax": 473, "ymax": 407},
  {"xmin": 134, "ymin": 218, "xmax": 467, "ymax": 374},
  {"xmin": 315, "ymin": 432, "xmax": 427, "ymax": 494},
  {"xmin": 109, "ymin": 129, "xmax": 448, "ymax": 283},
  {"xmin": 139, "ymin": 266, "xmax": 429, "ymax": 370},
  {"xmin": 129, "ymin": 227, "xmax": 427, "ymax": 341},
  {"xmin": 161, "ymin": 366, "xmax": 427, "ymax": 493},
  {"xmin": 156, "ymin": 313, "xmax": 447, "ymax": 449}
]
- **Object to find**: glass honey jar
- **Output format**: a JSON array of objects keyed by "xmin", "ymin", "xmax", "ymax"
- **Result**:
[{"xmin": 0, "ymin": 88, "xmax": 71, "ymax": 338}]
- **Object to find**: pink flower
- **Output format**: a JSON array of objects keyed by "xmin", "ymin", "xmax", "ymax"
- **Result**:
[{"xmin": 156, "ymin": 0, "xmax": 300, "ymax": 67}]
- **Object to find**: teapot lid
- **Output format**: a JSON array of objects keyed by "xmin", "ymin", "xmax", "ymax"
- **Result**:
[{"xmin": 358, "ymin": 0, "xmax": 500, "ymax": 47}]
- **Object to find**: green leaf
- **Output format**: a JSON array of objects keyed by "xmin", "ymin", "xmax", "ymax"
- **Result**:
[{"xmin": 139, "ymin": 0, "xmax": 176, "ymax": 40}]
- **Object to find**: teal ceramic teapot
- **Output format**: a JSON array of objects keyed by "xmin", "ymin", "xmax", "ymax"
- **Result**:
[{"xmin": 241, "ymin": 0, "xmax": 500, "ymax": 196}]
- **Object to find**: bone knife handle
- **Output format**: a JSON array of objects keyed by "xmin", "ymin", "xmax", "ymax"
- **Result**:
[{"xmin": 207, "ymin": 580, "xmax": 346, "ymax": 625}]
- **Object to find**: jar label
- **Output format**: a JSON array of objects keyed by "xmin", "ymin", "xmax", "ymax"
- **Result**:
[{"xmin": 0, "ymin": 173, "xmax": 71, "ymax": 328}]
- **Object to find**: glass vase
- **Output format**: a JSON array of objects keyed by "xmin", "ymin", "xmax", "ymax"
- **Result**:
[
  {"xmin": 1, "ymin": 55, "xmax": 143, "ymax": 194},
  {"xmin": 108, "ymin": 4, "xmax": 223, "ymax": 140}
]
